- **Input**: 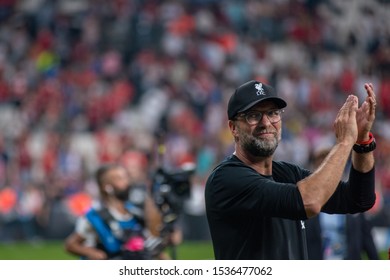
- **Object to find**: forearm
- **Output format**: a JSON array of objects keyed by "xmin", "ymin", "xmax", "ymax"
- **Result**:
[
  {"xmin": 346, "ymin": 165, "xmax": 376, "ymax": 211},
  {"xmin": 68, "ymin": 243, "xmax": 107, "ymax": 259},
  {"xmin": 65, "ymin": 233, "xmax": 107, "ymax": 259},
  {"xmin": 144, "ymin": 195, "xmax": 163, "ymax": 237},
  {"xmin": 298, "ymin": 142, "xmax": 352, "ymax": 217},
  {"xmin": 351, "ymin": 150, "xmax": 374, "ymax": 173}
]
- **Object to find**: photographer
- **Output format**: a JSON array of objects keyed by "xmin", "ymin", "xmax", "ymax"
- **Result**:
[{"xmin": 65, "ymin": 163, "xmax": 154, "ymax": 260}]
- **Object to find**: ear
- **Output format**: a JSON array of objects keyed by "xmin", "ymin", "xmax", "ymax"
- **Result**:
[
  {"xmin": 105, "ymin": 184, "xmax": 114, "ymax": 194},
  {"xmin": 229, "ymin": 120, "xmax": 238, "ymax": 137}
]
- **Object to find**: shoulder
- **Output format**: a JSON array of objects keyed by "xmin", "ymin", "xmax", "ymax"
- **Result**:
[
  {"xmin": 272, "ymin": 161, "xmax": 304, "ymax": 173},
  {"xmin": 206, "ymin": 155, "xmax": 256, "ymax": 186},
  {"xmin": 205, "ymin": 155, "xmax": 269, "ymax": 199},
  {"xmin": 210, "ymin": 155, "xmax": 252, "ymax": 175},
  {"xmin": 73, "ymin": 215, "xmax": 98, "ymax": 246},
  {"xmin": 272, "ymin": 161, "xmax": 311, "ymax": 183},
  {"xmin": 75, "ymin": 215, "xmax": 94, "ymax": 235}
]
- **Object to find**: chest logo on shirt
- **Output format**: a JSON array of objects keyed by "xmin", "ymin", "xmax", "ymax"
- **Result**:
[{"xmin": 300, "ymin": 220, "xmax": 305, "ymax": 229}]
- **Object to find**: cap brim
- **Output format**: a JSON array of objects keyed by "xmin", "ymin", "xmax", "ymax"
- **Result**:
[{"xmin": 238, "ymin": 97, "xmax": 287, "ymax": 114}]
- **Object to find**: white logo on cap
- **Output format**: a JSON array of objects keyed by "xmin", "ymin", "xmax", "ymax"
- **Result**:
[{"xmin": 255, "ymin": 83, "xmax": 265, "ymax": 96}]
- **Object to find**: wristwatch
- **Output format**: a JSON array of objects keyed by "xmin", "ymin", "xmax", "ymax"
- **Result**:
[{"xmin": 353, "ymin": 139, "xmax": 376, "ymax": 153}]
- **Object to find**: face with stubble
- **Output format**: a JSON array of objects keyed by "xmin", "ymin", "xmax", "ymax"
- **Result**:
[
  {"xmin": 232, "ymin": 101, "xmax": 282, "ymax": 157},
  {"xmin": 102, "ymin": 166, "xmax": 131, "ymax": 201}
]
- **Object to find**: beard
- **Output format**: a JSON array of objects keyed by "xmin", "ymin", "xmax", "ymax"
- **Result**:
[
  {"xmin": 114, "ymin": 187, "xmax": 130, "ymax": 201},
  {"xmin": 239, "ymin": 128, "xmax": 280, "ymax": 157}
]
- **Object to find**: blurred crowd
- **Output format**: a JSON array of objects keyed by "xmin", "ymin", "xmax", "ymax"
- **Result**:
[{"xmin": 0, "ymin": 0, "xmax": 389, "ymax": 250}]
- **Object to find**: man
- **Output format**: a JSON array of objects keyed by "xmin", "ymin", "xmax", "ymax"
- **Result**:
[
  {"xmin": 65, "ymin": 163, "xmax": 154, "ymax": 259},
  {"xmin": 205, "ymin": 80, "xmax": 376, "ymax": 259}
]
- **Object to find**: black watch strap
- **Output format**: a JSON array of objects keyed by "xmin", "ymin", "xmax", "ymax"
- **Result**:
[{"xmin": 353, "ymin": 139, "xmax": 376, "ymax": 153}]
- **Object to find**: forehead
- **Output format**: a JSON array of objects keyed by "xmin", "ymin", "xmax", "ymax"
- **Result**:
[
  {"xmin": 106, "ymin": 166, "xmax": 127, "ymax": 178},
  {"xmin": 246, "ymin": 100, "xmax": 279, "ymax": 112}
]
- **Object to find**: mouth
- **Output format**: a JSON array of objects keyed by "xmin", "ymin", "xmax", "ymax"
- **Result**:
[{"xmin": 254, "ymin": 131, "xmax": 275, "ymax": 138}]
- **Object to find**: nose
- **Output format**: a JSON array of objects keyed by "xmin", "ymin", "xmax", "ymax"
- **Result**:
[{"xmin": 258, "ymin": 113, "xmax": 272, "ymax": 125}]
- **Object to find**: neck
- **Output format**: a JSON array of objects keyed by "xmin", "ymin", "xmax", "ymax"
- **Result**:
[
  {"xmin": 234, "ymin": 149, "xmax": 273, "ymax": 176},
  {"xmin": 104, "ymin": 197, "xmax": 127, "ymax": 214}
]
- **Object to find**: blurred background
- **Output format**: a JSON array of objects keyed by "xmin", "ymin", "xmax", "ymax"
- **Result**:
[{"xmin": 0, "ymin": 0, "xmax": 389, "ymax": 259}]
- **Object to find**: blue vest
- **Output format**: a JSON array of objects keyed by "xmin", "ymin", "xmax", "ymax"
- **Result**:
[{"xmin": 85, "ymin": 202, "xmax": 144, "ymax": 255}]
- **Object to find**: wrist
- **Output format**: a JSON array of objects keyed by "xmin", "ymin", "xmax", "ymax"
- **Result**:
[
  {"xmin": 356, "ymin": 132, "xmax": 374, "ymax": 145},
  {"xmin": 353, "ymin": 132, "xmax": 376, "ymax": 153},
  {"xmin": 335, "ymin": 141, "xmax": 354, "ymax": 153}
]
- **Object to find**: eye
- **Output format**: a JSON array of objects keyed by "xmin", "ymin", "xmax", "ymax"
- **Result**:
[
  {"xmin": 246, "ymin": 112, "xmax": 261, "ymax": 120},
  {"xmin": 268, "ymin": 110, "xmax": 279, "ymax": 117}
]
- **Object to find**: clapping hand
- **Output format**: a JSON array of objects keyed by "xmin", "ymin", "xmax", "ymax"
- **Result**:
[{"xmin": 356, "ymin": 83, "xmax": 376, "ymax": 142}]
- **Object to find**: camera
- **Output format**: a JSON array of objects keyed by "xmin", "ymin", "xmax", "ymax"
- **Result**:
[
  {"xmin": 145, "ymin": 163, "xmax": 195, "ymax": 257},
  {"xmin": 152, "ymin": 163, "xmax": 195, "ymax": 224}
]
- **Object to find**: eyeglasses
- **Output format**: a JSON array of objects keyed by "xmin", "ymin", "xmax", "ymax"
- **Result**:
[{"xmin": 236, "ymin": 109, "xmax": 284, "ymax": 125}]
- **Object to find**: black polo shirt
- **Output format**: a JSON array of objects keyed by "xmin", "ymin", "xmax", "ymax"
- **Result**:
[{"xmin": 204, "ymin": 155, "xmax": 375, "ymax": 260}]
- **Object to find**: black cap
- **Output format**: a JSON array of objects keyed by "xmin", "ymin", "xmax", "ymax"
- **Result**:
[{"xmin": 227, "ymin": 80, "xmax": 287, "ymax": 120}]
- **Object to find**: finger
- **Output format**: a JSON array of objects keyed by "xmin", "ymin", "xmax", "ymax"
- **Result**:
[
  {"xmin": 339, "ymin": 95, "xmax": 357, "ymax": 119},
  {"xmin": 350, "ymin": 95, "xmax": 358, "ymax": 117},
  {"xmin": 360, "ymin": 101, "xmax": 370, "ymax": 115},
  {"xmin": 368, "ymin": 97, "xmax": 376, "ymax": 116},
  {"xmin": 364, "ymin": 83, "xmax": 376, "ymax": 104},
  {"xmin": 363, "ymin": 83, "xmax": 376, "ymax": 109},
  {"xmin": 337, "ymin": 95, "xmax": 351, "ymax": 119},
  {"xmin": 364, "ymin": 83, "xmax": 376, "ymax": 99}
]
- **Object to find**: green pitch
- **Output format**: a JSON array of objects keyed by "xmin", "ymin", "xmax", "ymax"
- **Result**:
[
  {"xmin": 0, "ymin": 241, "xmax": 387, "ymax": 260},
  {"xmin": 0, "ymin": 240, "xmax": 215, "ymax": 260}
]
